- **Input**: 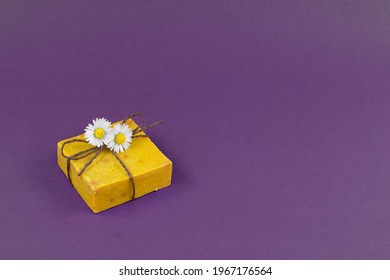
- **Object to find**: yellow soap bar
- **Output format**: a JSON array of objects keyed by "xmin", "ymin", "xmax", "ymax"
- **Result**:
[{"xmin": 57, "ymin": 119, "xmax": 172, "ymax": 213}]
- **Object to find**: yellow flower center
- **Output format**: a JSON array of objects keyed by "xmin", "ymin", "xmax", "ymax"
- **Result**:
[
  {"xmin": 94, "ymin": 128, "xmax": 105, "ymax": 139},
  {"xmin": 115, "ymin": 133, "xmax": 126, "ymax": 144}
]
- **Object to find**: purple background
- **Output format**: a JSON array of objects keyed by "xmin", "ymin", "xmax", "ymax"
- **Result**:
[{"xmin": 1, "ymin": 0, "xmax": 390, "ymax": 259}]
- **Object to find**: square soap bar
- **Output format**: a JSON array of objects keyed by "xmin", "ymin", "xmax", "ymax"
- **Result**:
[{"xmin": 57, "ymin": 119, "xmax": 172, "ymax": 213}]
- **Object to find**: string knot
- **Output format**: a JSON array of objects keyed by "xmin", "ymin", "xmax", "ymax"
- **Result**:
[{"xmin": 60, "ymin": 113, "xmax": 163, "ymax": 200}]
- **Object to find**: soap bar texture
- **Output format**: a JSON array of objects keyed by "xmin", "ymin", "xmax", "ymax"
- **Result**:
[{"xmin": 57, "ymin": 119, "xmax": 172, "ymax": 213}]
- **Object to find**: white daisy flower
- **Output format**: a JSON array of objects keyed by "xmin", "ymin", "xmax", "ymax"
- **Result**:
[
  {"xmin": 106, "ymin": 123, "xmax": 133, "ymax": 153},
  {"xmin": 84, "ymin": 118, "xmax": 112, "ymax": 147}
]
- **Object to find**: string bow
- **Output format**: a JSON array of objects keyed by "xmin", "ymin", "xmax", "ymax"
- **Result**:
[{"xmin": 60, "ymin": 113, "xmax": 163, "ymax": 200}]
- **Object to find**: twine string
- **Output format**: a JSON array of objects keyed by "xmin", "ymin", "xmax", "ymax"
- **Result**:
[
  {"xmin": 112, "ymin": 152, "xmax": 136, "ymax": 200},
  {"xmin": 122, "ymin": 112, "xmax": 145, "ymax": 126},
  {"xmin": 60, "ymin": 115, "xmax": 163, "ymax": 201},
  {"xmin": 77, "ymin": 146, "xmax": 104, "ymax": 176},
  {"xmin": 133, "ymin": 120, "xmax": 164, "ymax": 135},
  {"xmin": 61, "ymin": 139, "xmax": 100, "ymax": 185}
]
